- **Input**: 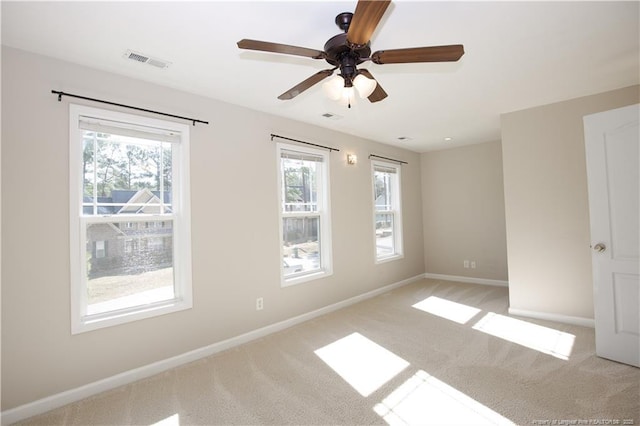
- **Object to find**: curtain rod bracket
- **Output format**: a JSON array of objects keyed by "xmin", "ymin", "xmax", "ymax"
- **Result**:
[{"xmin": 51, "ymin": 90, "xmax": 209, "ymax": 126}]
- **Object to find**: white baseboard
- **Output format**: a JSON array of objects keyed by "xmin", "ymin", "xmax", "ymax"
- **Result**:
[
  {"xmin": 508, "ymin": 307, "xmax": 595, "ymax": 328},
  {"xmin": 1, "ymin": 274, "xmax": 424, "ymax": 425},
  {"xmin": 421, "ymin": 274, "xmax": 593, "ymax": 327},
  {"xmin": 423, "ymin": 272, "xmax": 509, "ymax": 287}
]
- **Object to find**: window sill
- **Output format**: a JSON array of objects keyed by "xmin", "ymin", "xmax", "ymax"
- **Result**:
[
  {"xmin": 281, "ymin": 269, "xmax": 332, "ymax": 288},
  {"xmin": 72, "ymin": 298, "xmax": 192, "ymax": 334},
  {"xmin": 375, "ymin": 254, "xmax": 404, "ymax": 265}
]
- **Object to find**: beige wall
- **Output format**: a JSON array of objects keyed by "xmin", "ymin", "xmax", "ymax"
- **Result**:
[
  {"xmin": 0, "ymin": 47, "xmax": 425, "ymax": 410},
  {"xmin": 501, "ymin": 85, "xmax": 639, "ymax": 320},
  {"xmin": 421, "ymin": 141, "xmax": 508, "ymax": 281}
]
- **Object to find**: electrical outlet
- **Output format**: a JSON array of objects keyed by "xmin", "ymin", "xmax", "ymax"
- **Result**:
[
  {"xmin": 256, "ymin": 297, "xmax": 264, "ymax": 311},
  {"xmin": 464, "ymin": 260, "xmax": 469, "ymax": 268},
  {"xmin": 471, "ymin": 261, "xmax": 476, "ymax": 269}
]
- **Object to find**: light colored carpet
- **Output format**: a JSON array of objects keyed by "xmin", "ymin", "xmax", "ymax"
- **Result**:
[{"xmin": 15, "ymin": 279, "xmax": 640, "ymax": 425}]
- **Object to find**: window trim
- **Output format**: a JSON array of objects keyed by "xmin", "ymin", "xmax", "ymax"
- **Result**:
[
  {"xmin": 276, "ymin": 142, "xmax": 333, "ymax": 287},
  {"xmin": 371, "ymin": 160, "xmax": 404, "ymax": 263},
  {"xmin": 69, "ymin": 104, "xmax": 192, "ymax": 334}
]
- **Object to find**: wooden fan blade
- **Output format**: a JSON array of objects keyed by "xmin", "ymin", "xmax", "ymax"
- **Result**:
[
  {"xmin": 347, "ymin": 0, "xmax": 391, "ymax": 46},
  {"xmin": 278, "ymin": 69, "xmax": 335, "ymax": 100},
  {"xmin": 237, "ymin": 39, "xmax": 325, "ymax": 59},
  {"xmin": 371, "ymin": 45, "xmax": 464, "ymax": 64},
  {"xmin": 358, "ymin": 69, "xmax": 388, "ymax": 103}
]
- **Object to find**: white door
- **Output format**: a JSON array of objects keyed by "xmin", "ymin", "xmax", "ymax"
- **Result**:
[{"xmin": 584, "ymin": 103, "xmax": 639, "ymax": 367}]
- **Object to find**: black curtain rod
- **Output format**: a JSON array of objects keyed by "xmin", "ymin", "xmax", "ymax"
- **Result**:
[
  {"xmin": 51, "ymin": 90, "xmax": 209, "ymax": 126},
  {"xmin": 271, "ymin": 134, "xmax": 339, "ymax": 152},
  {"xmin": 368, "ymin": 154, "xmax": 408, "ymax": 165}
]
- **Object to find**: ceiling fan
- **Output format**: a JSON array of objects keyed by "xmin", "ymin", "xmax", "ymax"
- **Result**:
[{"xmin": 237, "ymin": 0, "xmax": 464, "ymax": 106}]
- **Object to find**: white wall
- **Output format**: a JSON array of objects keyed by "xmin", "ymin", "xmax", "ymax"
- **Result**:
[
  {"xmin": 421, "ymin": 141, "xmax": 508, "ymax": 281},
  {"xmin": 0, "ymin": 47, "xmax": 425, "ymax": 411},
  {"xmin": 501, "ymin": 85, "xmax": 639, "ymax": 321}
]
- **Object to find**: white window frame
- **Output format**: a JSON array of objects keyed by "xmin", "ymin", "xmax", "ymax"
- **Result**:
[
  {"xmin": 69, "ymin": 104, "xmax": 192, "ymax": 334},
  {"xmin": 372, "ymin": 160, "xmax": 404, "ymax": 263},
  {"xmin": 277, "ymin": 143, "xmax": 333, "ymax": 286}
]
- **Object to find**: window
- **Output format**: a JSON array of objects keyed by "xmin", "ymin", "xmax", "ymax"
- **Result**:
[
  {"xmin": 95, "ymin": 240, "xmax": 106, "ymax": 259},
  {"xmin": 372, "ymin": 161, "xmax": 403, "ymax": 262},
  {"xmin": 69, "ymin": 104, "xmax": 192, "ymax": 333},
  {"xmin": 277, "ymin": 143, "xmax": 332, "ymax": 285},
  {"xmin": 124, "ymin": 238, "xmax": 134, "ymax": 254}
]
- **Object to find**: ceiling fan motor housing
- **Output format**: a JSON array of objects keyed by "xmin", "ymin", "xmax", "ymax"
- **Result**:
[{"xmin": 324, "ymin": 33, "xmax": 370, "ymax": 81}]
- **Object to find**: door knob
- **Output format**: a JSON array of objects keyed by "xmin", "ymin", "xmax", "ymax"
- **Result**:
[{"xmin": 593, "ymin": 243, "xmax": 606, "ymax": 253}]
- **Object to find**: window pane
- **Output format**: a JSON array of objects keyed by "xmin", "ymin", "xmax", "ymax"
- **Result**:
[
  {"xmin": 282, "ymin": 216, "xmax": 321, "ymax": 276},
  {"xmin": 85, "ymin": 220, "xmax": 174, "ymax": 316},
  {"xmin": 375, "ymin": 213, "xmax": 394, "ymax": 257},
  {"xmin": 374, "ymin": 170, "xmax": 394, "ymax": 210},
  {"xmin": 282, "ymin": 156, "xmax": 319, "ymax": 213},
  {"xmin": 83, "ymin": 136, "xmax": 96, "ymax": 202},
  {"xmin": 82, "ymin": 131, "xmax": 172, "ymax": 215}
]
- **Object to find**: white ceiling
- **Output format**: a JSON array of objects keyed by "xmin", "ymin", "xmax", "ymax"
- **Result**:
[{"xmin": 2, "ymin": 1, "xmax": 638, "ymax": 152}]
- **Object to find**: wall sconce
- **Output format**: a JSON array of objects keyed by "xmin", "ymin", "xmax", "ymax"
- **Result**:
[{"xmin": 347, "ymin": 154, "xmax": 358, "ymax": 165}]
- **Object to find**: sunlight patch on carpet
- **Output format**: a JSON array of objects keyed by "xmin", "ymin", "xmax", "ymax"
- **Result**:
[
  {"xmin": 151, "ymin": 413, "xmax": 180, "ymax": 426},
  {"xmin": 412, "ymin": 296, "xmax": 482, "ymax": 324},
  {"xmin": 374, "ymin": 370, "xmax": 514, "ymax": 425},
  {"xmin": 315, "ymin": 332, "xmax": 409, "ymax": 397},
  {"xmin": 472, "ymin": 312, "xmax": 575, "ymax": 360}
]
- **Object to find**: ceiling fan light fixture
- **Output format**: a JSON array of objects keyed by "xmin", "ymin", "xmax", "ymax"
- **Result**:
[
  {"xmin": 323, "ymin": 75, "xmax": 344, "ymax": 100},
  {"xmin": 353, "ymin": 73, "xmax": 377, "ymax": 98},
  {"xmin": 338, "ymin": 86, "xmax": 356, "ymax": 108}
]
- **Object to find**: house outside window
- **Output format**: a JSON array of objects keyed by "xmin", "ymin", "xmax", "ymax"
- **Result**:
[
  {"xmin": 372, "ymin": 161, "xmax": 403, "ymax": 262},
  {"xmin": 277, "ymin": 143, "xmax": 332, "ymax": 286},
  {"xmin": 69, "ymin": 104, "xmax": 192, "ymax": 333}
]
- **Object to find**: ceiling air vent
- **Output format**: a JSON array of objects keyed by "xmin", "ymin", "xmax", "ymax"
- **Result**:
[
  {"xmin": 124, "ymin": 50, "xmax": 171, "ymax": 70},
  {"xmin": 321, "ymin": 112, "xmax": 343, "ymax": 120},
  {"xmin": 146, "ymin": 58, "xmax": 170, "ymax": 69},
  {"xmin": 127, "ymin": 52, "xmax": 149, "ymax": 63}
]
